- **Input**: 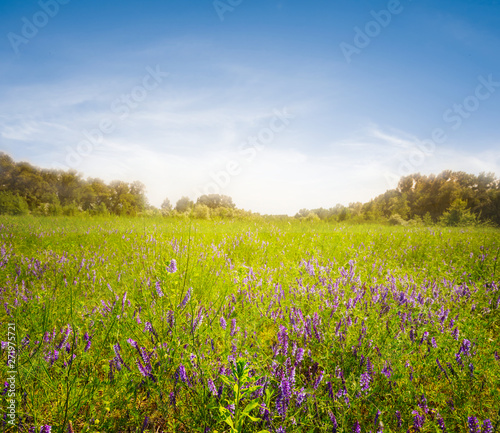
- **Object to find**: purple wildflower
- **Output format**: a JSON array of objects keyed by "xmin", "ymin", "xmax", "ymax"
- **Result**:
[
  {"xmin": 461, "ymin": 339, "xmax": 471, "ymax": 356},
  {"xmin": 419, "ymin": 331, "xmax": 429, "ymax": 345},
  {"xmin": 447, "ymin": 399, "xmax": 455, "ymax": 411},
  {"xmin": 295, "ymin": 388, "xmax": 307, "ymax": 407},
  {"xmin": 144, "ymin": 322, "xmax": 154, "ymax": 334},
  {"xmin": 276, "ymin": 377, "xmax": 292, "ymax": 417},
  {"xmin": 431, "ymin": 337, "xmax": 437, "ymax": 348},
  {"xmin": 381, "ymin": 361, "xmax": 392, "ymax": 378},
  {"xmin": 277, "ymin": 427, "xmax": 286, "ymax": 433},
  {"xmin": 437, "ymin": 416, "xmax": 447, "ymax": 432},
  {"xmin": 451, "ymin": 327, "xmax": 459, "ymax": 340},
  {"xmin": 140, "ymin": 415, "xmax": 149, "ymax": 433},
  {"xmin": 155, "ymin": 282, "xmax": 164, "ymax": 297},
  {"xmin": 169, "ymin": 391, "xmax": 176, "ymax": 407},
  {"xmin": 167, "ymin": 259, "xmax": 177, "ymax": 273},
  {"xmin": 352, "ymin": 420, "xmax": 361, "ymax": 433},
  {"xmin": 329, "ymin": 411, "xmax": 338, "ymax": 433},
  {"xmin": 412, "ymin": 410, "xmax": 425, "ymax": 430},
  {"xmin": 220, "ymin": 316, "xmax": 227, "ymax": 330},
  {"xmin": 179, "ymin": 287, "xmax": 192, "ymax": 308},
  {"xmin": 277, "ymin": 325, "xmax": 289, "ymax": 356},
  {"xmin": 295, "ymin": 347, "xmax": 304, "ymax": 366},
  {"xmin": 127, "ymin": 338, "xmax": 139, "ymax": 349},
  {"xmin": 366, "ymin": 357, "xmax": 374, "ymax": 376},
  {"xmin": 40, "ymin": 426, "xmax": 52, "ymax": 433},
  {"xmin": 482, "ymin": 419, "xmax": 493, "ymax": 433},
  {"xmin": 136, "ymin": 359, "xmax": 152, "ymax": 378},
  {"xmin": 207, "ymin": 378, "xmax": 217, "ymax": 396},
  {"xmin": 313, "ymin": 370, "xmax": 324, "ymax": 389},
  {"xmin": 467, "ymin": 416, "xmax": 480, "ymax": 433},
  {"xmin": 230, "ymin": 318, "xmax": 238, "ymax": 337},
  {"xmin": 395, "ymin": 411, "xmax": 402, "ymax": 428},
  {"xmin": 178, "ymin": 364, "xmax": 188, "ymax": 383},
  {"xmin": 360, "ymin": 372, "xmax": 371, "ymax": 393},
  {"xmin": 121, "ymin": 291, "xmax": 127, "ymax": 313},
  {"xmin": 113, "ymin": 344, "xmax": 124, "ymax": 370}
]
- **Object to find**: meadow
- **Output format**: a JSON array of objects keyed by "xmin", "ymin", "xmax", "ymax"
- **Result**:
[{"xmin": 0, "ymin": 216, "xmax": 499, "ymax": 433}]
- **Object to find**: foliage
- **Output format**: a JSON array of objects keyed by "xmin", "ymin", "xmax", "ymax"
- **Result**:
[
  {"xmin": 192, "ymin": 203, "xmax": 211, "ymax": 219},
  {"xmin": 0, "ymin": 191, "xmax": 29, "ymax": 215},
  {"xmin": 175, "ymin": 196, "xmax": 194, "ymax": 213},
  {"xmin": 295, "ymin": 171, "xmax": 500, "ymax": 226},
  {"xmin": 1, "ymin": 217, "xmax": 499, "ymax": 432},
  {"xmin": 440, "ymin": 198, "xmax": 478, "ymax": 227},
  {"xmin": 388, "ymin": 213, "xmax": 407, "ymax": 226},
  {"xmin": 197, "ymin": 194, "xmax": 236, "ymax": 209},
  {"xmin": 218, "ymin": 359, "xmax": 269, "ymax": 433},
  {"xmin": 0, "ymin": 152, "xmax": 147, "ymax": 216}
]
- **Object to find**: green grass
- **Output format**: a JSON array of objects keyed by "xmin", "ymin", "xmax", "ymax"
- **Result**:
[{"xmin": 0, "ymin": 216, "xmax": 499, "ymax": 433}]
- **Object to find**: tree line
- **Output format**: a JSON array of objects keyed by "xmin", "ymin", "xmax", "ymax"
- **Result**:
[
  {"xmin": 0, "ymin": 153, "xmax": 243, "ymax": 218},
  {"xmin": 1, "ymin": 153, "xmax": 499, "ymax": 225},
  {"xmin": 295, "ymin": 171, "xmax": 500, "ymax": 226}
]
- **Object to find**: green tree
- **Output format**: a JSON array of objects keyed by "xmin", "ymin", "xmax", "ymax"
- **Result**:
[
  {"xmin": 0, "ymin": 191, "xmax": 29, "ymax": 215},
  {"xmin": 440, "ymin": 199, "xmax": 477, "ymax": 227},
  {"xmin": 175, "ymin": 196, "xmax": 194, "ymax": 213},
  {"xmin": 196, "ymin": 194, "xmax": 235, "ymax": 209},
  {"xmin": 161, "ymin": 198, "xmax": 173, "ymax": 212}
]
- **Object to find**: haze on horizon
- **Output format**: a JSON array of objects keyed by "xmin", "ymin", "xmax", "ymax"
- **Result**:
[{"xmin": 1, "ymin": 0, "xmax": 499, "ymax": 215}]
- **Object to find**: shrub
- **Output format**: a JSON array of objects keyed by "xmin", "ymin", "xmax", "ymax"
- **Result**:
[
  {"xmin": 388, "ymin": 213, "xmax": 407, "ymax": 226},
  {"xmin": 440, "ymin": 199, "xmax": 477, "ymax": 227},
  {"xmin": 192, "ymin": 204, "xmax": 210, "ymax": 220},
  {"xmin": 0, "ymin": 191, "xmax": 29, "ymax": 215}
]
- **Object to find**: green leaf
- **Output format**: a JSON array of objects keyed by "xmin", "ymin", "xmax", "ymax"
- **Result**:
[
  {"xmin": 220, "ymin": 375, "xmax": 232, "ymax": 386},
  {"xmin": 241, "ymin": 400, "xmax": 260, "ymax": 417},
  {"xmin": 241, "ymin": 385, "xmax": 262, "ymax": 396}
]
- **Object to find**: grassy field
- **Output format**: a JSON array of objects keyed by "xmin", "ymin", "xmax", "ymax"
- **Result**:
[{"xmin": 1, "ymin": 216, "xmax": 499, "ymax": 433}]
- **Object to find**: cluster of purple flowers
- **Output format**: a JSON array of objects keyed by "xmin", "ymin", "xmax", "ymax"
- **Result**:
[
  {"xmin": 468, "ymin": 417, "xmax": 493, "ymax": 433},
  {"xmin": 167, "ymin": 259, "xmax": 177, "ymax": 273},
  {"xmin": 179, "ymin": 287, "xmax": 192, "ymax": 309}
]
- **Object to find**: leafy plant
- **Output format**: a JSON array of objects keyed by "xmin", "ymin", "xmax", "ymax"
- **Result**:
[{"xmin": 218, "ymin": 359, "xmax": 269, "ymax": 433}]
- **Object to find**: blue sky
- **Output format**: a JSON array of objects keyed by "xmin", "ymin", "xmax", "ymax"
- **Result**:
[{"xmin": 1, "ymin": 0, "xmax": 499, "ymax": 214}]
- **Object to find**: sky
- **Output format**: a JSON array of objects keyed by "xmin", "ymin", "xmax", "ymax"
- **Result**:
[{"xmin": 0, "ymin": 0, "xmax": 499, "ymax": 215}]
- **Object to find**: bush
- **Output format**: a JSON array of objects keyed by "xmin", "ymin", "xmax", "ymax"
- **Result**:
[
  {"xmin": 63, "ymin": 202, "xmax": 82, "ymax": 216},
  {"xmin": 89, "ymin": 202, "xmax": 109, "ymax": 216},
  {"xmin": 303, "ymin": 212, "xmax": 321, "ymax": 222},
  {"xmin": 388, "ymin": 213, "xmax": 407, "ymax": 226},
  {"xmin": 0, "ymin": 191, "xmax": 29, "ymax": 215},
  {"xmin": 440, "ymin": 199, "xmax": 477, "ymax": 227},
  {"xmin": 192, "ymin": 204, "xmax": 210, "ymax": 220}
]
